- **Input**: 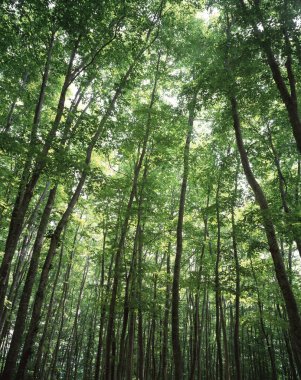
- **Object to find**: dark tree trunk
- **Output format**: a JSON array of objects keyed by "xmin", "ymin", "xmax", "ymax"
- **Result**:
[
  {"xmin": 160, "ymin": 241, "xmax": 171, "ymax": 380},
  {"xmin": 0, "ymin": 35, "xmax": 79, "ymax": 318},
  {"xmin": 232, "ymin": 167, "xmax": 241, "ymax": 380},
  {"xmin": 33, "ymin": 231, "xmax": 65, "ymax": 380},
  {"xmin": 250, "ymin": 259, "xmax": 277, "ymax": 380},
  {"xmin": 230, "ymin": 96, "xmax": 301, "ymax": 377},
  {"xmin": 172, "ymin": 89, "xmax": 198, "ymax": 380},
  {"xmin": 214, "ymin": 176, "xmax": 223, "ymax": 380},
  {"xmin": 0, "ymin": 186, "xmax": 57, "ymax": 380},
  {"xmin": 65, "ymin": 259, "xmax": 89, "ymax": 380},
  {"xmin": 238, "ymin": 0, "xmax": 301, "ymax": 153}
]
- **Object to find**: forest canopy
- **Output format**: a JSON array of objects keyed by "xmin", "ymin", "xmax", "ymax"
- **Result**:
[{"xmin": 0, "ymin": 0, "xmax": 301, "ymax": 379}]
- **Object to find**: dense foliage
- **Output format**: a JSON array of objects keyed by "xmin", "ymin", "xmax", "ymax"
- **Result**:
[{"xmin": 0, "ymin": 0, "xmax": 301, "ymax": 379}]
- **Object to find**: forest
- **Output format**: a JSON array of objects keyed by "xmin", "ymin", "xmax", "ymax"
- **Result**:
[{"xmin": 0, "ymin": 0, "xmax": 301, "ymax": 379}]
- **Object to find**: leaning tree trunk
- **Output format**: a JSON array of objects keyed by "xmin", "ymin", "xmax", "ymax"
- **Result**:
[
  {"xmin": 238, "ymin": 0, "xmax": 301, "ymax": 153},
  {"xmin": 0, "ymin": 186, "xmax": 57, "ymax": 380},
  {"xmin": 0, "ymin": 35, "xmax": 81, "ymax": 319},
  {"xmin": 230, "ymin": 95, "xmax": 301, "ymax": 376}
]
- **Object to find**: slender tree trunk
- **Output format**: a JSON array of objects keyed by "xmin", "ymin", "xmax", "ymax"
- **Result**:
[
  {"xmin": 65, "ymin": 258, "xmax": 89, "ymax": 380},
  {"xmin": 232, "ymin": 166, "xmax": 241, "ymax": 380},
  {"xmin": 94, "ymin": 220, "xmax": 118, "ymax": 380},
  {"xmin": 83, "ymin": 304, "xmax": 98, "ymax": 380},
  {"xmin": 189, "ymin": 194, "xmax": 209, "ymax": 380},
  {"xmin": 250, "ymin": 259, "xmax": 277, "ymax": 380},
  {"xmin": 33, "ymin": 230, "xmax": 65, "ymax": 380},
  {"xmin": 214, "ymin": 176, "xmax": 223, "ymax": 380},
  {"xmin": 160, "ymin": 241, "xmax": 171, "ymax": 380},
  {"xmin": 189, "ymin": 293, "xmax": 199, "ymax": 380},
  {"xmin": 172, "ymin": 89, "xmax": 198, "ymax": 380},
  {"xmin": 126, "ymin": 309, "xmax": 135, "ymax": 380},
  {"xmin": 220, "ymin": 298, "xmax": 230, "ymax": 380},
  {"xmin": 48, "ymin": 242, "xmax": 75, "ymax": 380},
  {"xmin": 117, "ymin": 270, "xmax": 132, "ymax": 379}
]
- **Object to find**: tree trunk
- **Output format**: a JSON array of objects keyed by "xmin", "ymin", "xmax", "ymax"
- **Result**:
[
  {"xmin": 214, "ymin": 175, "xmax": 223, "ymax": 380},
  {"xmin": 238, "ymin": 0, "xmax": 301, "ymax": 153},
  {"xmin": 0, "ymin": 185, "xmax": 57, "ymax": 380},
  {"xmin": 172, "ymin": 89, "xmax": 198, "ymax": 380},
  {"xmin": 33, "ymin": 230, "xmax": 65, "ymax": 380},
  {"xmin": 0, "ymin": 35, "xmax": 79, "ymax": 317},
  {"xmin": 160, "ymin": 241, "xmax": 171, "ymax": 380},
  {"xmin": 232, "ymin": 167, "xmax": 241, "ymax": 380},
  {"xmin": 230, "ymin": 95, "xmax": 301, "ymax": 376}
]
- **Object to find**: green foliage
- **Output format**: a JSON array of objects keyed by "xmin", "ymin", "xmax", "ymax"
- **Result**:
[{"xmin": 0, "ymin": 0, "xmax": 301, "ymax": 378}]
